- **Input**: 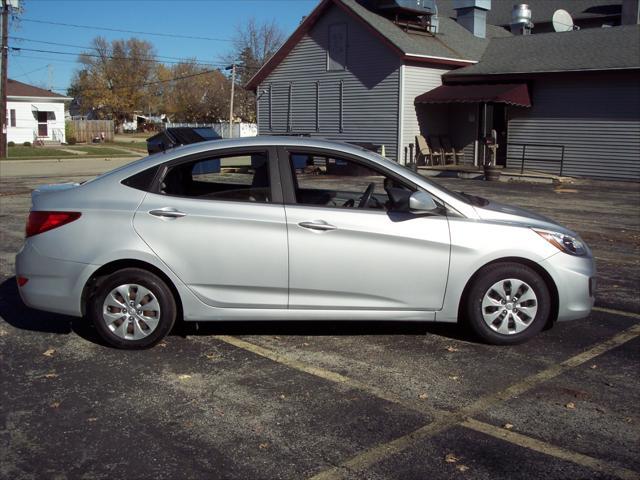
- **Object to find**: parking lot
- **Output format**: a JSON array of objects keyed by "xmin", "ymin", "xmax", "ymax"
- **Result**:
[{"xmin": 1, "ymin": 161, "xmax": 639, "ymax": 480}]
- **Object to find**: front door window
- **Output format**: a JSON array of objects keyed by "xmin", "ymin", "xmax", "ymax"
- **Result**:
[{"xmin": 37, "ymin": 111, "xmax": 48, "ymax": 137}]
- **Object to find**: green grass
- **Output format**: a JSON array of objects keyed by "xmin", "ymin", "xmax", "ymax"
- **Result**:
[
  {"xmin": 111, "ymin": 140, "xmax": 149, "ymax": 152},
  {"xmin": 66, "ymin": 146, "xmax": 138, "ymax": 156},
  {"xmin": 7, "ymin": 146, "xmax": 73, "ymax": 158}
]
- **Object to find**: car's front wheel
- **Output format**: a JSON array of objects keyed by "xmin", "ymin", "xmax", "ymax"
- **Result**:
[
  {"xmin": 465, "ymin": 262, "xmax": 551, "ymax": 345},
  {"xmin": 88, "ymin": 268, "xmax": 177, "ymax": 349}
]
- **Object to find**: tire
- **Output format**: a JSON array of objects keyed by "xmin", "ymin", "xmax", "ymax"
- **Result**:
[
  {"xmin": 88, "ymin": 268, "xmax": 177, "ymax": 349},
  {"xmin": 465, "ymin": 262, "xmax": 551, "ymax": 345}
]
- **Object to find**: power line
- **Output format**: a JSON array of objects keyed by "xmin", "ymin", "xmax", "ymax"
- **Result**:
[
  {"xmin": 9, "ymin": 46, "xmax": 259, "ymax": 73},
  {"xmin": 57, "ymin": 68, "xmax": 226, "ymax": 94},
  {"xmin": 19, "ymin": 18, "xmax": 234, "ymax": 42},
  {"xmin": 11, "ymin": 37, "xmax": 227, "ymax": 67},
  {"xmin": 11, "ymin": 45, "xmax": 231, "ymax": 67},
  {"xmin": 12, "ymin": 63, "xmax": 49, "ymax": 79}
]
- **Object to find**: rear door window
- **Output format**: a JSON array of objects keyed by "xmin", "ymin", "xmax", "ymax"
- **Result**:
[{"xmin": 161, "ymin": 152, "xmax": 271, "ymax": 203}]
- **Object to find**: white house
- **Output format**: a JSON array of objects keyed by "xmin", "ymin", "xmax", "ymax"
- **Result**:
[{"xmin": 6, "ymin": 79, "xmax": 72, "ymax": 144}]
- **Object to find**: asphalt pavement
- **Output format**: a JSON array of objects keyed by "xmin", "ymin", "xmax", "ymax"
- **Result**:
[{"xmin": 0, "ymin": 164, "xmax": 638, "ymax": 480}]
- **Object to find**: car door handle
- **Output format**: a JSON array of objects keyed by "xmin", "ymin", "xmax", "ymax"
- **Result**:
[
  {"xmin": 149, "ymin": 208, "xmax": 187, "ymax": 219},
  {"xmin": 298, "ymin": 221, "xmax": 337, "ymax": 231}
]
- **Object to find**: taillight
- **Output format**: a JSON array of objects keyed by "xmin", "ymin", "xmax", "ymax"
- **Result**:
[{"xmin": 26, "ymin": 211, "xmax": 81, "ymax": 238}]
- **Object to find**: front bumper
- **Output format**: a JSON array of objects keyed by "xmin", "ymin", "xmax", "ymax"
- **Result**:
[
  {"xmin": 15, "ymin": 242, "xmax": 95, "ymax": 317},
  {"xmin": 540, "ymin": 251, "xmax": 596, "ymax": 322}
]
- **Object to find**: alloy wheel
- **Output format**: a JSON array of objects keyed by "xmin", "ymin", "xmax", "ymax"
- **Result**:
[
  {"xmin": 102, "ymin": 284, "xmax": 161, "ymax": 340},
  {"xmin": 481, "ymin": 278, "xmax": 538, "ymax": 335}
]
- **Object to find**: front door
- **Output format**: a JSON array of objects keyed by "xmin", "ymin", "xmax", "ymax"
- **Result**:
[
  {"xmin": 281, "ymin": 149, "xmax": 451, "ymax": 311},
  {"xmin": 37, "ymin": 111, "xmax": 48, "ymax": 137},
  {"xmin": 133, "ymin": 148, "xmax": 288, "ymax": 308}
]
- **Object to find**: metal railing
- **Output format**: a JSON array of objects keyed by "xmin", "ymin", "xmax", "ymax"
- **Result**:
[{"xmin": 507, "ymin": 142, "xmax": 566, "ymax": 176}]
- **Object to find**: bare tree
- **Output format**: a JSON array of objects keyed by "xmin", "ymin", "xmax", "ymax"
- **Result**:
[{"xmin": 227, "ymin": 18, "xmax": 286, "ymax": 122}]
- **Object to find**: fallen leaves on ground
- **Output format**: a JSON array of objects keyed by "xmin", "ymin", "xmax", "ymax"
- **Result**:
[
  {"xmin": 178, "ymin": 374, "xmax": 192, "ymax": 381},
  {"xmin": 158, "ymin": 342, "xmax": 168, "ymax": 348},
  {"xmin": 590, "ymin": 364, "xmax": 598, "ymax": 369},
  {"xmin": 445, "ymin": 346, "xmax": 459, "ymax": 353},
  {"xmin": 565, "ymin": 402, "xmax": 576, "ymax": 409},
  {"xmin": 457, "ymin": 465, "xmax": 470, "ymax": 472},
  {"xmin": 204, "ymin": 352, "xmax": 218, "ymax": 360},
  {"xmin": 445, "ymin": 453, "xmax": 459, "ymax": 463},
  {"xmin": 87, "ymin": 417, "xmax": 98, "ymax": 422},
  {"xmin": 279, "ymin": 394, "xmax": 286, "ymax": 400},
  {"xmin": 50, "ymin": 401, "xmax": 61, "ymax": 409},
  {"xmin": 503, "ymin": 423, "xmax": 514, "ymax": 430},
  {"xmin": 43, "ymin": 372, "xmax": 58, "ymax": 379},
  {"xmin": 259, "ymin": 443, "xmax": 269, "ymax": 450},
  {"xmin": 419, "ymin": 393, "xmax": 428, "ymax": 400},
  {"xmin": 42, "ymin": 348, "xmax": 56, "ymax": 357},
  {"xmin": 449, "ymin": 375, "xmax": 459, "ymax": 381}
]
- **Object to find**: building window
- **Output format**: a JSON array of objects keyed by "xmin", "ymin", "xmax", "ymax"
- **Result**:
[
  {"xmin": 327, "ymin": 23, "xmax": 347, "ymax": 71},
  {"xmin": 10, "ymin": 109, "xmax": 16, "ymax": 127}
]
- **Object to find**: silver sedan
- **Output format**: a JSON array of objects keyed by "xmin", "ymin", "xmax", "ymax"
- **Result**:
[{"xmin": 15, "ymin": 137, "xmax": 595, "ymax": 349}]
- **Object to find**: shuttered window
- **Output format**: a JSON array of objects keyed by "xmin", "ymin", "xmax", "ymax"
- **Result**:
[
  {"xmin": 10, "ymin": 109, "xmax": 16, "ymax": 127},
  {"xmin": 327, "ymin": 23, "xmax": 347, "ymax": 71}
]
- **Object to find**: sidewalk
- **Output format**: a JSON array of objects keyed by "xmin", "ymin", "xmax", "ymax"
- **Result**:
[{"xmin": 0, "ymin": 156, "xmax": 142, "ymax": 178}]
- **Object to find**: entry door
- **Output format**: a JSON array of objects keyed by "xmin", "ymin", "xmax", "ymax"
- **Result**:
[
  {"xmin": 282, "ymin": 150, "xmax": 451, "ymax": 310},
  {"xmin": 37, "ymin": 111, "xmax": 48, "ymax": 137},
  {"xmin": 133, "ymin": 149, "xmax": 288, "ymax": 308}
]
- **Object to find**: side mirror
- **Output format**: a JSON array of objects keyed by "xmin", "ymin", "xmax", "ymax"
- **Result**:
[{"xmin": 409, "ymin": 191, "xmax": 438, "ymax": 212}]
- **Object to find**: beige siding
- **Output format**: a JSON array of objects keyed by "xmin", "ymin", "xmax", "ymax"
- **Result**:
[{"xmin": 400, "ymin": 65, "xmax": 447, "ymax": 161}]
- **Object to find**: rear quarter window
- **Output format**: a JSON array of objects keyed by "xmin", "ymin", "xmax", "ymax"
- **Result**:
[{"xmin": 122, "ymin": 167, "xmax": 160, "ymax": 192}]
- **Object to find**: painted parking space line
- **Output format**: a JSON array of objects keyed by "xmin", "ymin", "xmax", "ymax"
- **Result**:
[
  {"xmin": 463, "ymin": 418, "xmax": 640, "ymax": 480},
  {"xmin": 593, "ymin": 306, "xmax": 640, "ymax": 319},
  {"xmin": 213, "ymin": 322, "xmax": 640, "ymax": 480},
  {"xmin": 213, "ymin": 335, "xmax": 442, "ymax": 419}
]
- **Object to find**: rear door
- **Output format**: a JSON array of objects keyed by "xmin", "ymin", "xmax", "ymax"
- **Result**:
[
  {"xmin": 280, "ymin": 147, "xmax": 451, "ymax": 311},
  {"xmin": 133, "ymin": 147, "xmax": 288, "ymax": 308}
]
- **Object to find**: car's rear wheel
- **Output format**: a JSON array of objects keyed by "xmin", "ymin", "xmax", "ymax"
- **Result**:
[
  {"xmin": 465, "ymin": 262, "xmax": 550, "ymax": 345},
  {"xmin": 88, "ymin": 268, "xmax": 176, "ymax": 349}
]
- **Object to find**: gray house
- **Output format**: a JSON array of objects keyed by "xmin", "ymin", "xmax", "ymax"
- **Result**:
[{"xmin": 247, "ymin": 0, "xmax": 640, "ymax": 180}]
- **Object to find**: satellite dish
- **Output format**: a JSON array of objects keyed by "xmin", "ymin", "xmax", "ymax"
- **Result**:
[{"xmin": 552, "ymin": 9, "xmax": 574, "ymax": 32}]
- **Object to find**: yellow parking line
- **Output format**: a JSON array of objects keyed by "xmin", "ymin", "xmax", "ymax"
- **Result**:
[
  {"xmin": 213, "ymin": 335, "xmax": 441, "ymax": 418},
  {"xmin": 213, "ymin": 323, "xmax": 640, "ymax": 480},
  {"xmin": 463, "ymin": 419, "xmax": 640, "ymax": 480},
  {"xmin": 464, "ymin": 323, "xmax": 640, "ymax": 415},
  {"xmin": 593, "ymin": 306, "xmax": 640, "ymax": 319}
]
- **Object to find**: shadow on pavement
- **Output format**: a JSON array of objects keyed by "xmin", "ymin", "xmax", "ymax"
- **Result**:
[
  {"xmin": 0, "ymin": 276, "xmax": 470, "ymax": 345},
  {"xmin": 0, "ymin": 276, "xmax": 105, "ymax": 345}
]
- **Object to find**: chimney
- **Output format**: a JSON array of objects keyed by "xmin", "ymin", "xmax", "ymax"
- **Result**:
[
  {"xmin": 453, "ymin": 0, "xmax": 491, "ymax": 38},
  {"xmin": 622, "ymin": 0, "xmax": 640, "ymax": 24}
]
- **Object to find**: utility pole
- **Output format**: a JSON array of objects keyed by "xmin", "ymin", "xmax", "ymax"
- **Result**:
[
  {"xmin": 226, "ymin": 63, "xmax": 236, "ymax": 139},
  {"xmin": 0, "ymin": 0, "xmax": 9, "ymax": 159}
]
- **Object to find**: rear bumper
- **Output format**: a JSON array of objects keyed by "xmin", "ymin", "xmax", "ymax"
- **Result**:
[
  {"xmin": 540, "ymin": 252, "xmax": 596, "ymax": 322},
  {"xmin": 15, "ymin": 242, "xmax": 95, "ymax": 317}
]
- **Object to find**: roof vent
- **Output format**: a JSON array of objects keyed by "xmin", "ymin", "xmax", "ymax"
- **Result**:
[
  {"xmin": 510, "ymin": 4, "xmax": 534, "ymax": 35},
  {"xmin": 453, "ymin": 0, "xmax": 491, "ymax": 38}
]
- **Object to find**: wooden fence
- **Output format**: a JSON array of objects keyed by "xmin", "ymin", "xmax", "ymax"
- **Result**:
[{"xmin": 69, "ymin": 120, "xmax": 115, "ymax": 143}]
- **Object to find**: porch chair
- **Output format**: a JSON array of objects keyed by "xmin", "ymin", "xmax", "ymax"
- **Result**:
[
  {"xmin": 415, "ymin": 135, "xmax": 442, "ymax": 166},
  {"xmin": 440, "ymin": 135, "xmax": 465, "ymax": 164},
  {"xmin": 428, "ymin": 136, "xmax": 454, "ymax": 164}
]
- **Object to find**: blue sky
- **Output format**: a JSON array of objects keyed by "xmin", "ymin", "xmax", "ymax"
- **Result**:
[{"xmin": 8, "ymin": 0, "xmax": 318, "ymax": 93}]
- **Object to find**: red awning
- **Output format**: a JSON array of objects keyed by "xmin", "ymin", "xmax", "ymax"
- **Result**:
[{"xmin": 415, "ymin": 83, "xmax": 531, "ymax": 107}]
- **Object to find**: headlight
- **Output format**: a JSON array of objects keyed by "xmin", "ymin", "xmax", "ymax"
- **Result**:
[{"xmin": 533, "ymin": 229, "xmax": 587, "ymax": 256}]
